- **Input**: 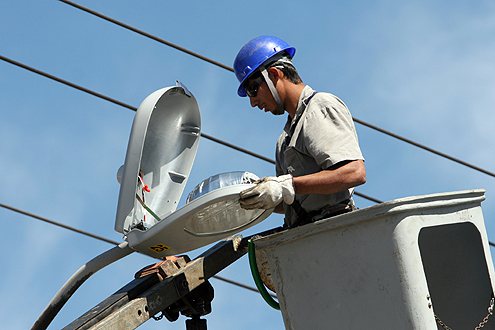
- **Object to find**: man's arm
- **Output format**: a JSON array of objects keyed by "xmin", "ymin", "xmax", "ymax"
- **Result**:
[
  {"xmin": 292, "ymin": 159, "xmax": 366, "ymax": 195},
  {"xmin": 239, "ymin": 160, "xmax": 365, "ymax": 210}
]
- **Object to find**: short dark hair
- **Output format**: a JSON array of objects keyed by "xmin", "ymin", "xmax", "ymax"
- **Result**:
[
  {"xmin": 245, "ymin": 53, "xmax": 303, "ymax": 89},
  {"xmin": 270, "ymin": 61, "xmax": 303, "ymax": 84}
]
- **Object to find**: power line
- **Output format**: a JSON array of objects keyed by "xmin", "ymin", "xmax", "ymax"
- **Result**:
[
  {"xmin": 0, "ymin": 55, "xmax": 276, "ymax": 166},
  {"xmin": 1, "ymin": 193, "xmax": 493, "ymax": 303},
  {"xmin": 0, "ymin": 55, "xmax": 136, "ymax": 111},
  {"xmin": 1, "ymin": 2, "xmax": 491, "ymax": 321},
  {"xmin": 0, "ymin": 202, "xmax": 278, "ymax": 298},
  {"xmin": 2, "ymin": 197, "xmax": 495, "ymax": 261},
  {"xmin": 0, "ymin": 202, "xmax": 119, "ymax": 245},
  {"xmin": 352, "ymin": 118, "xmax": 495, "ymax": 178},
  {"xmin": 213, "ymin": 275, "xmax": 277, "ymax": 299},
  {"xmin": 1, "ymin": 54, "xmax": 488, "ymax": 314},
  {"xmin": 200, "ymin": 132, "xmax": 276, "ymax": 166},
  {"xmin": 57, "ymin": 0, "xmax": 495, "ymax": 179},
  {"xmin": 0, "ymin": 54, "xmax": 380, "ymax": 204},
  {"xmin": 4, "ymin": 199, "xmax": 492, "ymax": 305},
  {"xmin": 355, "ymin": 192, "xmax": 382, "ymax": 204},
  {"xmin": 1, "ymin": 3, "xmax": 490, "ymax": 244},
  {"xmin": 59, "ymin": 0, "xmax": 233, "ymax": 73},
  {"xmin": 2, "ymin": 53, "xmax": 275, "ymax": 166}
]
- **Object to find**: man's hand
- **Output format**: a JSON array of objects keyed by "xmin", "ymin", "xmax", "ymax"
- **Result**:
[{"xmin": 239, "ymin": 174, "xmax": 295, "ymax": 210}]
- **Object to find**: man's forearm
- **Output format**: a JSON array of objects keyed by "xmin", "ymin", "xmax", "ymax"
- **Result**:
[{"xmin": 292, "ymin": 160, "xmax": 366, "ymax": 195}]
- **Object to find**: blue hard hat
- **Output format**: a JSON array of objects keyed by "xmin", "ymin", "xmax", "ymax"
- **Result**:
[{"xmin": 233, "ymin": 36, "xmax": 296, "ymax": 97}]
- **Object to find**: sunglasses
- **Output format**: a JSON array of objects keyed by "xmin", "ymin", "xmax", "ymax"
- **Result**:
[{"xmin": 244, "ymin": 74, "xmax": 263, "ymax": 97}]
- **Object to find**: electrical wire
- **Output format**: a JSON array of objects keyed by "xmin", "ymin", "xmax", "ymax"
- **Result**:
[
  {"xmin": 352, "ymin": 118, "xmax": 495, "ymax": 178},
  {"xmin": 0, "ymin": 55, "xmax": 136, "ymax": 111},
  {"xmin": 0, "ymin": 202, "xmax": 278, "ymax": 298},
  {"xmin": 0, "ymin": 3, "xmax": 483, "ymax": 209},
  {"xmin": 3, "ymin": 0, "xmax": 494, "ymax": 274},
  {"xmin": 213, "ymin": 274, "xmax": 277, "ymax": 299},
  {"xmin": 57, "ymin": 0, "xmax": 495, "ymax": 179},
  {"xmin": 2, "ymin": 198, "xmax": 495, "ymax": 306},
  {"xmin": 0, "ymin": 202, "xmax": 119, "ymax": 246},
  {"xmin": 0, "ymin": 1, "xmax": 492, "ymax": 322},
  {"xmin": 0, "ymin": 54, "xmax": 380, "ymax": 204},
  {"xmin": 0, "ymin": 55, "xmax": 285, "ymax": 172},
  {"xmin": 59, "ymin": 0, "xmax": 233, "ymax": 73},
  {"xmin": 1, "ymin": 195, "xmax": 493, "ymax": 250}
]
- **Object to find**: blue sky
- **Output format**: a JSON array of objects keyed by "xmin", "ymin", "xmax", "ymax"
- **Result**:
[{"xmin": 1, "ymin": 1, "xmax": 495, "ymax": 329}]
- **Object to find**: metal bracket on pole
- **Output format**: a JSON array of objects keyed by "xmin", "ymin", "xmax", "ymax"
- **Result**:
[{"xmin": 63, "ymin": 227, "xmax": 283, "ymax": 330}]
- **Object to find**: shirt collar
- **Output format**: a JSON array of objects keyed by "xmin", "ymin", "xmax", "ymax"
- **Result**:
[{"xmin": 284, "ymin": 85, "xmax": 315, "ymax": 134}]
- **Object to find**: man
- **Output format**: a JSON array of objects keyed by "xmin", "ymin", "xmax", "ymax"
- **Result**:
[{"xmin": 234, "ymin": 35, "xmax": 366, "ymax": 228}]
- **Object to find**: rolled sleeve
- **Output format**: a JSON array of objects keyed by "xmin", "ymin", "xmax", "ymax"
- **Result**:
[{"xmin": 302, "ymin": 94, "xmax": 364, "ymax": 169}]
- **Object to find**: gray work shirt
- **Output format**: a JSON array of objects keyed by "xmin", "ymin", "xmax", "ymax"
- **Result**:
[{"xmin": 276, "ymin": 85, "xmax": 364, "ymax": 226}]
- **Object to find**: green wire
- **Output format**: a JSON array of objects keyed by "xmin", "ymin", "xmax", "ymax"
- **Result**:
[
  {"xmin": 248, "ymin": 239, "xmax": 280, "ymax": 310},
  {"xmin": 135, "ymin": 194, "xmax": 161, "ymax": 223}
]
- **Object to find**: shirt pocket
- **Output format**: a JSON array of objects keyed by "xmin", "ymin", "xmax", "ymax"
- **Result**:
[
  {"xmin": 283, "ymin": 145, "xmax": 320, "ymax": 177},
  {"xmin": 283, "ymin": 146, "xmax": 303, "ymax": 176}
]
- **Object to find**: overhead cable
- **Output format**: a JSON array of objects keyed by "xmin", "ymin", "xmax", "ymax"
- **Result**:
[
  {"xmin": 352, "ymin": 118, "xmax": 495, "ymax": 178},
  {"xmin": 0, "ymin": 54, "xmax": 271, "ymax": 165},
  {"xmin": 0, "ymin": 54, "xmax": 379, "ymax": 204},
  {"xmin": 0, "ymin": 202, "xmax": 277, "ymax": 299},
  {"xmin": 0, "ymin": 55, "xmax": 136, "ymax": 111},
  {"xmin": 59, "ymin": 0, "xmax": 233, "ymax": 72},
  {"xmin": 57, "ymin": 0, "xmax": 495, "ymax": 179},
  {"xmin": 1, "ymin": 1, "xmax": 490, "ymax": 308},
  {"xmin": 0, "ymin": 202, "xmax": 118, "ymax": 245},
  {"xmin": 213, "ymin": 275, "xmax": 277, "ymax": 299},
  {"xmin": 2, "ymin": 198, "xmax": 495, "ymax": 256}
]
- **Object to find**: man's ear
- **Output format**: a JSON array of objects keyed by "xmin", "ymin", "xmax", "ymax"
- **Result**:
[{"xmin": 267, "ymin": 66, "xmax": 283, "ymax": 80}]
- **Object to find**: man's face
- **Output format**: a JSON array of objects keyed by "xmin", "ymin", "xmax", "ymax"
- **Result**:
[{"xmin": 244, "ymin": 72, "xmax": 279, "ymax": 114}]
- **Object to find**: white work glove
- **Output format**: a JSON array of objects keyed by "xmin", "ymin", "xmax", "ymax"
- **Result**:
[{"xmin": 239, "ymin": 174, "xmax": 295, "ymax": 210}]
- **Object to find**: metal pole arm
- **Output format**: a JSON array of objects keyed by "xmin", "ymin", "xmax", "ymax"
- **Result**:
[
  {"xmin": 32, "ymin": 242, "xmax": 133, "ymax": 330},
  {"xmin": 64, "ymin": 227, "xmax": 283, "ymax": 329}
]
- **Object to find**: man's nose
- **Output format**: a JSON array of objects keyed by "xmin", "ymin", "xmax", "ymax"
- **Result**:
[{"xmin": 249, "ymin": 96, "xmax": 257, "ymax": 108}]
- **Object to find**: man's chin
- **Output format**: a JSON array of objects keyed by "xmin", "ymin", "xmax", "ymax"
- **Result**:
[{"xmin": 271, "ymin": 107, "xmax": 285, "ymax": 116}]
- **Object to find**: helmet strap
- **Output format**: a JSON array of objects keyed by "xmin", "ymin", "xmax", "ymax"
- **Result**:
[{"xmin": 261, "ymin": 69, "xmax": 285, "ymax": 115}]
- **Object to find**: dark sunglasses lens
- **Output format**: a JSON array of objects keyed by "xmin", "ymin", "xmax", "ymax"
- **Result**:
[
  {"xmin": 246, "ymin": 85, "xmax": 258, "ymax": 97},
  {"xmin": 245, "ymin": 76, "xmax": 261, "ymax": 97}
]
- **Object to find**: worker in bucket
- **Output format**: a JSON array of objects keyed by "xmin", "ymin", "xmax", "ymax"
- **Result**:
[{"xmin": 234, "ymin": 35, "xmax": 366, "ymax": 228}]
